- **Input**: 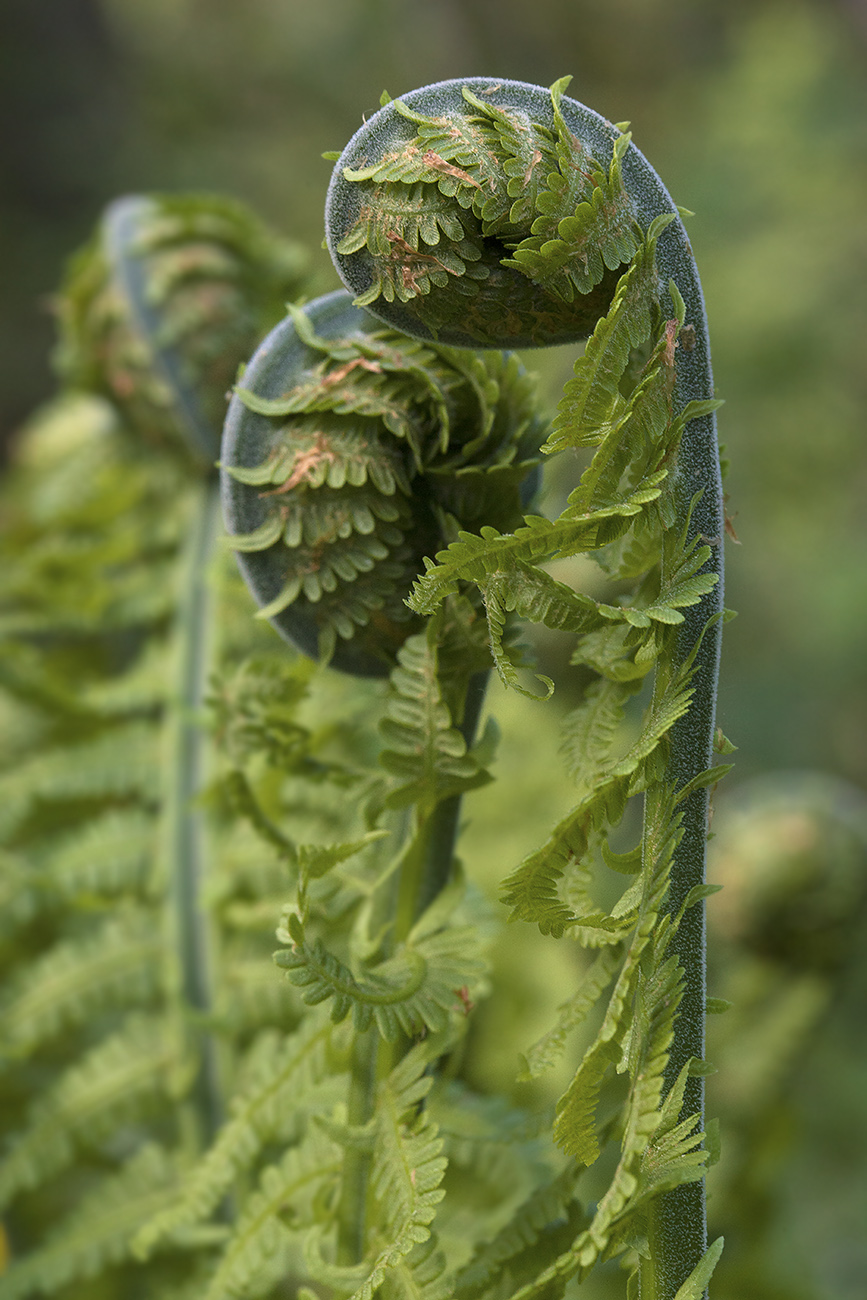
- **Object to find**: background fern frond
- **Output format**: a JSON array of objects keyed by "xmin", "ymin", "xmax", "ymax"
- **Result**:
[
  {"xmin": 0, "ymin": 908, "xmax": 162, "ymax": 1061},
  {"xmin": 0, "ymin": 1144, "xmax": 191, "ymax": 1300},
  {"xmin": 0, "ymin": 1015, "xmax": 183, "ymax": 1212},
  {"xmin": 134, "ymin": 1014, "xmax": 344, "ymax": 1258},
  {"xmin": 201, "ymin": 1136, "xmax": 342, "ymax": 1300},
  {"xmin": 351, "ymin": 1044, "xmax": 448, "ymax": 1300}
]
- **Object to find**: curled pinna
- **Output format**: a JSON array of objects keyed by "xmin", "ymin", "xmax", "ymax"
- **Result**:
[
  {"xmin": 327, "ymin": 76, "xmax": 666, "ymax": 349},
  {"xmin": 220, "ymin": 290, "xmax": 545, "ymax": 676}
]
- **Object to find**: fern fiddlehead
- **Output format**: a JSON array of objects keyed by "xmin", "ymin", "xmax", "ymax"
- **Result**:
[
  {"xmin": 61, "ymin": 192, "xmax": 311, "ymax": 1151},
  {"xmin": 221, "ymin": 289, "xmax": 544, "ymax": 676},
  {"xmin": 59, "ymin": 192, "xmax": 309, "ymax": 466},
  {"xmin": 319, "ymin": 76, "xmax": 727, "ymax": 1299}
]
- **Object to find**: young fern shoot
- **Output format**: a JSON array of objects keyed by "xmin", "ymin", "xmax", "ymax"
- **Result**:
[{"xmin": 319, "ymin": 76, "xmax": 729, "ymax": 1298}]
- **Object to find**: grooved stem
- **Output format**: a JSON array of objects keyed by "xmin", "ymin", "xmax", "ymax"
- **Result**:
[{"xmin": 165, "ymin": 478, "xmax": 223, "ymax": 1153}]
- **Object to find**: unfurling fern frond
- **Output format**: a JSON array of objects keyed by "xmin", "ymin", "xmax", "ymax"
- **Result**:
[
  {"xmin": 221, "ymin": 290, "xmax": 544, "ymax": 676},
  {"xmin": 324, "ymin": 73, "xmax": 726, "ymax": 1296},
  {"xmin": 58, "ymin": 193, "xmax": 309, "ymax": 464},
  {"xmin": 274, "ymin": 909, "xmax": 486, "ymax": 1042}
]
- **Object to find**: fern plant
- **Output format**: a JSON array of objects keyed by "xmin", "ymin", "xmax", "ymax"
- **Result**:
[{"xmin": 0, "ymin": 76, "xmax": 730, "ymax": 1300}]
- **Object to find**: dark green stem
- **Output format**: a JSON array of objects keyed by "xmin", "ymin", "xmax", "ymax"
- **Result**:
[
  {"xmin": 165, "ymin": 477, "xmax": 224, "ymax": 1153},
  {"xmin": 642, "ymin": 276, "xmax": 723, "ymax": 1297}
]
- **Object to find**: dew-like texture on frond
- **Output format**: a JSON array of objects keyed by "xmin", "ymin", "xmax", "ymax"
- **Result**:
[{"xmin": 671, "ymin": 1237, "xmax": 724, "ymax": 1299}]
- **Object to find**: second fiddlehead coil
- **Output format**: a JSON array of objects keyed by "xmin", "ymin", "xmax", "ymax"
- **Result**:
[{"xmin": 220, "ymin": 290, "xmax": 544, "ymax": 676}]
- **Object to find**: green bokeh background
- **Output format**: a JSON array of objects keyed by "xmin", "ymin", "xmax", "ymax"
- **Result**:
[{"xmin": 2, "ymin": 2, "xmax": 866, "ymax": 1296}]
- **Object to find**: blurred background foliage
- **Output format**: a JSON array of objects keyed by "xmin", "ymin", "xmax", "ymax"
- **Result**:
[{"xmin": 1, "ymin": 1, "xmax": 866, "ymax": 1296}]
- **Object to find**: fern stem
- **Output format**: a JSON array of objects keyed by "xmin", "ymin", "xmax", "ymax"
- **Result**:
[
  {"xmin": 401, "ymin": 668, "xmax": 489, "ymax": 924},
  {"xmin": 164, "ymin": 477, "xmax": 224, "ymax": 1154},
  {"xmin": 335, "ymin": 663, "xmax": 487, "ymax": 1269},
  {"xmin": 642, "ymin": 278, "xmax": 724, "ymax": 1297}
]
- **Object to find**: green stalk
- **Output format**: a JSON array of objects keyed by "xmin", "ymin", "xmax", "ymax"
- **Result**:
[
  {"xmin": 642, "ymin": 298, "xmax": 724, "ymax": 1297},
  {"xmin": 164, "ymin": 477, "xmax": 224, "ymax": 1154},
  {"xmin": 335, "ymin": 664, "xmax": 488, "ymax": 1269}
]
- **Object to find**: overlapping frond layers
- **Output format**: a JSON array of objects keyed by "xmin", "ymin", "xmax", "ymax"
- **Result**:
[
  {"xmin": 275, "ymin": 909, "xmax": 485, "ymax": 1042},
  {"xmin": 0, "ymin": 907, "xmax": 163, "ymax": 1061},
  {"xmin": 406, "ymin": 229, "xmax": 719, "ymax": 677},
  {"xmin": 0, "ymin": 395, "xmax": 188, "ymax": 638},
  {"xmin": 451, "ymin": 1166, "xmax": 583, "ymax": 1299},
  {"xmin": 0, "ymin": 1015, "xmax": 184, "ymax": 1212},
  {"xmin": 201, "ymin": 1135, "xmax": 343, "ymax": 1300},
  {"xmin": 225, "ymin": 305, "xmax": 543, "ymax": 665},
  {"xmin": 337, "ymin": 79, "xmax": 639, "ymax": 343}
]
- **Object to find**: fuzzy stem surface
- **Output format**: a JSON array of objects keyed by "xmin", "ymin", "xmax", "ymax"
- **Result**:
[{"xmin": 643, "ymin": 303, "xmax": 723, "ymax": 1299}]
